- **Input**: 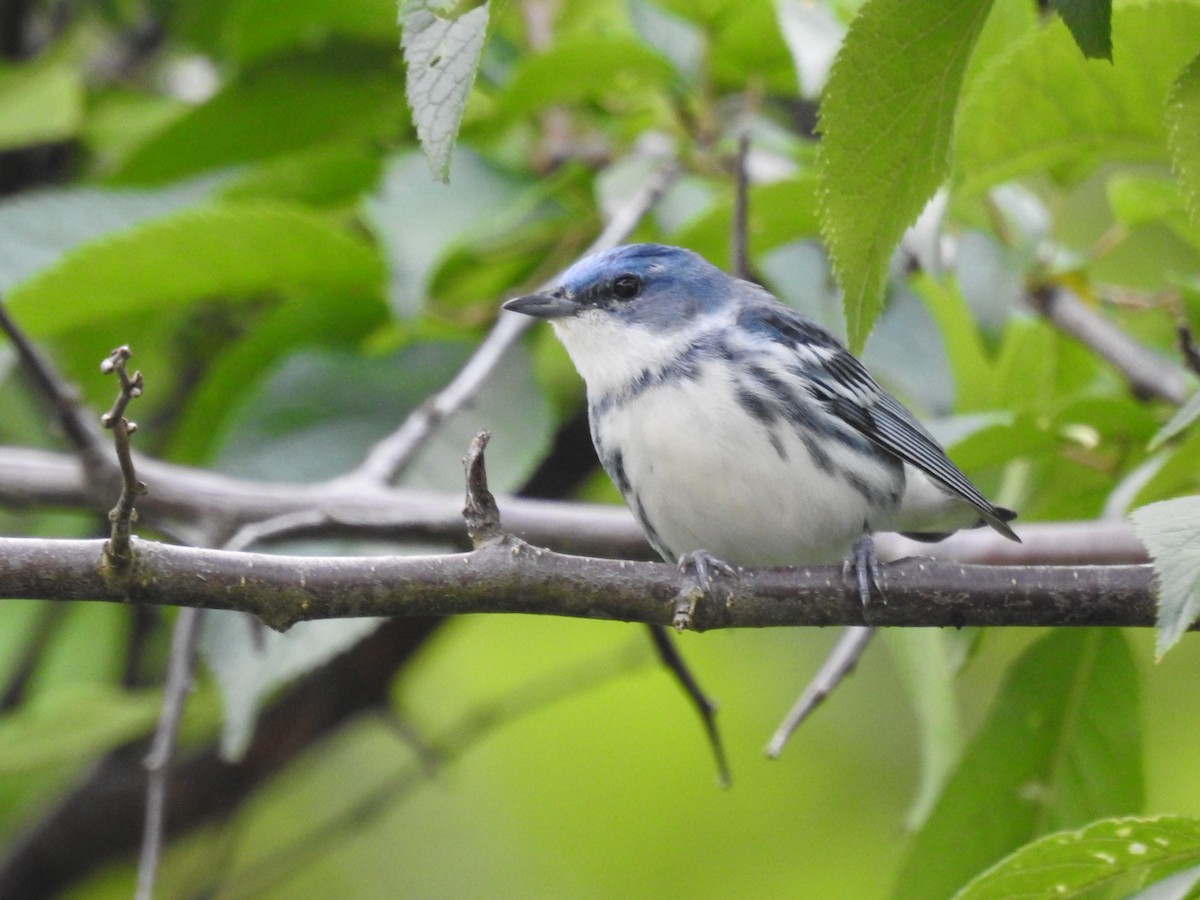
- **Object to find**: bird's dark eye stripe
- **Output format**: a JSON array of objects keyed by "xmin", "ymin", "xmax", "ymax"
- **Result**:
[{"xmin": 612, "ymin": 274, "xmax": 642, "ymax": 300}]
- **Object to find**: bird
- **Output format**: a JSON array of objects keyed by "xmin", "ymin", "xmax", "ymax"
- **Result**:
[
  {"xmin": 503, "ymin": 243, "xmax": 1018, "ymax": 576},
  {"xmin": 503, "ymin": 243, "xmax": 1019, "ymax": 778}
]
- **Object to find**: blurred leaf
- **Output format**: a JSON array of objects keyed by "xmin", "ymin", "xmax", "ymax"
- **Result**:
[
  {"xmin": 219, "ymin": 141, "xmax": 385, "ymax": 206},
  {"xmin": 497, "ymin": 35, "xmax": 674, "ymax": 119},
  {"xmin": 707, "ymin": 1, "xmax": 799, "ymax": 95},
  {"xmin": 1108, "ymin": 174, "xmax": 1193, "ymax": 233},
  {"xmin": 364, "ymin": 149, "xmax": 533, "ymax": 317},
  {"xmin": 774, "ymin": 0, "xmax": 844, "ymax": 98},
  {"xmin": 1167, "ymin": 50, "xmax": 1200, "ymax": 234},
  {"xmin": 0, "ymin": 55, "xmax": 83, "ymax": 150},
  {"xmin": 166, "ymin": 288, "xmax": 388, "ymax": 465},
  {"xmin": 1130, "ymin": 496, "xmax": 1200, "ymax": 659},
  {"xmin": 893, "ymin": 629, "xmax": 1143, "ymax": 900},
  {"xmin": 1050, "ymin": 0, "xmax": 1112, "ymax": 61},
  {"xmin": 911, "ymin": 274, "xmax": 995, "ymax": 412},
  {"xmin": 0, "ymin": 176, "xmax": 222, "ymax": 293},
  {"xmin": 6, "ymin": 202, "xmax": 384, "ymax": 336},
  {"xmin": 109, "ymin": 46, "xmax": 405, "ymax": 185},
  {"xmin": 1133, "ymin": 425, "xmax": 1200, "ymax": 508},
  {"xmin": 819, "ymin": 0, "xmax": 995, "ymax": 352},
  {"xmin": 629, "ymin": 0, "xmax": 704, "ymax": 80},
  {"xmin": 956, "ymin": 4, "xmax": 1200, "ymax": 196},
  {"xmin": 671, "ymin": 174, "xmax": 821, "ymax": 271},
  {"xmin": 223, "ymin": 0, "xmax": 397, "ymax": 63},
  {"xmin": 955, "ymin": 816, "xmax": 1200, "ymax": 900},
  {"xmin": 1149, "ymin": 390, "xmax": 1200, "ymax": 452},
  {"xmin": 945, "ymin": 417, "xmax": 1061, "ymax": 472},
  {"xmin": 884, "ymin": 630, "xmax": 962, "ymax": 831},
  {"xmin": 401, "ymin": 0, "xmax": 491, "ymax": 182},
  {"xmin": 202, "ymin": 611, "xmax": 386, "ymax": 759},
  {"xmin": 0, "ymin": 684, "xmax": 161, "ymax": 773}
]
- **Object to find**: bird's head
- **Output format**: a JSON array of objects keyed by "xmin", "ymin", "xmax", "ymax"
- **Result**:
[{"xmin": 502, "ymin": 244, "xmax": 736, "ymax": 391}]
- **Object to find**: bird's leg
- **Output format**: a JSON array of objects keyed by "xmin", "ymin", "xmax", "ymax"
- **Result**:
[
  {"xmin": 645, "ymin": 623, "xmax": 731, "ymax": 788},
  {"xmin": 673, "ymin": 549, "xmax": 737, "ymax": 630},
  {"xmin": 844, "ymin": 525, "xmax": 882, "ymax": 617}
]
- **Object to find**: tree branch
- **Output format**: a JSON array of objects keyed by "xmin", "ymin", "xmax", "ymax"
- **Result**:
[{"xmin": 0, "ymin": 534, "xmax": 1156, "ymax": 631}]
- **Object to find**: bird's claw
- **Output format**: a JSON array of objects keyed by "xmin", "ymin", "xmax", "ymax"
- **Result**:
[
  {"xmin": 844, "ymin": 531, "xmax": 882, "ymax": 615},
  {"xmin": 674, "ymin": 550, "xmax": 737, "ymax": 631}
]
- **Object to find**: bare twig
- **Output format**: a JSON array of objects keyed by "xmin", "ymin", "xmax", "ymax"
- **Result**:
[
  {"xmin": 99, "ymin": 346, "xmax": 146, "ymax": 568},
  {"xmin": 0, "ymin": 296, "xmax": 110, "ymax": 468},
  {"xmin": 1029, "ymin": 285, "xmax": 1190, "ymax": 405},
  {"xmin": 347, "ymin": 160, "xmax": 679, "ymax": 487},
  {"xmin": 462, "ymin": 431, "xmax": 502, "ymax": 546},
  {"xmin": 765, "ymin": 625, "xmax": 875, "ymax": 758},
  {"xmin": 135, "ymin": 606, "xmax": 203, "ymax": 900},
  {"xmin": 647, "ymin": 624, "xmax": 730, "ymax": 787},
  {"xmin": 731, "ymin": 129, "xmax": 751, "ymax": 280}
]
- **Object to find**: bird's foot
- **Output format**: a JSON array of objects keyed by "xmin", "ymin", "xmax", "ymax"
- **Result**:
[
  {"xmin": 843, "ymin": 530, "xmax": 882, "ymax": 617},
  {"xmin": 674, "ymin": 550, "xmax": 737, "ymax": 631}
]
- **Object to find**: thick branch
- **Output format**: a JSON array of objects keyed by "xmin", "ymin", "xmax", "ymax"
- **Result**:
[{"xmin": 0, "ymin": 535, "xmax": 1156, "ymax": 631}]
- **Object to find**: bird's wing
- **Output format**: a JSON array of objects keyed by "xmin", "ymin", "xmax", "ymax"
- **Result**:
[{"xmin": 746, "ymin": 302, "xmax": 1018, "ymax": 540}]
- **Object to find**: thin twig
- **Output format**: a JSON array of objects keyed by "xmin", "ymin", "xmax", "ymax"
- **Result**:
[
  {"xmin": 135, "ymin": 605, "xmax": 203, "ymax": 900},
  {"xmin": 1029, "ymin": 285, "xmax": 1190, "ymax": 405},
  {"xmin": 765, "ymin": 625, "xmax": 875, "ymax": 758},
  {"xmin": 100, "ymin": 346, "xmax": 146, "ymax": 569},
  {"xmin": 0, "ymin": 295, "xmax": 110, "ymax": 468},
  {"xmin": 1178, "ymin": 323, "xmax": 1200, "ymax": 378},
  {"xmin": 731, "ymin": 129, "xmax": 751, "ymax": 280},
  {"xmin": 347, "ymin": 160, "xmax": 679, "ymax": 487},
  {"xmin": 647, "ymin": 624, "xmax": 730, "ymax": 787}
]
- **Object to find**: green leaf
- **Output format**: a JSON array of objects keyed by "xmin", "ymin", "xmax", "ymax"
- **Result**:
[
  {"xmin": 892, "ymin": 630, "xmax": 1143, "ymax": 900},
  {"xmin": 956, "ymin": 4, "xmax": 1200, "ymax": 196},
  {"xmin": 0, "ymin": 55, "xmax": 83, "ymax": 150},
  {"xmin": 955, "ymin": 816, "xmax": 1200, "ymax": 900},
  {"xmin": 818, "ymin": 0, "xmax": 995, "ymax": 353},
  {"xmin": 0, "ymin": 683, "xmax": 161, "ymax": 773},
  {"xmin": 222, "ymin": 0, "xmax": 397, "ymax": 63},
  {"xmin": 5, "ymin": 202, "xmax": 384, "ymax": 336},
  {"xmin": 884, "ymin": 630, "xmax": 963, "ymax": 831},
  {"xmin": 497, "ymin": 34, "xmax": 674, "ymax": 121},
  {"xmin": 1167, "ymin": 50, "xmax": 1200, "ymax": 234},
  {"xmin": 1050, "ymin": 0, "xmax": 1112, "ymax": 61},
  {"xmin": 911, "ymin": 273, "xmax": 995, "ymax": 412},
  {"xmin": 1148, "ymin": 390, "xmax": 1200, "ymax": 452},
  {"xmin": 109, "ymin": 47, "xmax": 405, "ymax": 185},
  {"xmin": 401, "ymin": 0, "xmax": 491, "ymax": 182},
  {"xmin": 1130, "ymin": 497, "xmax": 1200, "ymax": 659},
  {"xmin": 202, "ymin": 610, "xmax": 387, "ymax": 759}
]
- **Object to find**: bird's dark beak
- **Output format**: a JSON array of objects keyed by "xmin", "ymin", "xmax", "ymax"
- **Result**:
[{"xmin": 502, "ymin": 289, "xmax": 579, "ymax": 319}]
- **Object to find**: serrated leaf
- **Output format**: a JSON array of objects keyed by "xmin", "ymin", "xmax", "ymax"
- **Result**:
[
  {"xmin": 1130, "ymin": 497, "xmax": 1200, "ymax": 658},
  {"xmin": 892, "ymin": 630, "xmax": 1142, "ymax": 900},
  {"xmin": 0, "ymin": 56, "xmax": 82, "ymax": 150},
  {"xmin": 956, "ymin": 4, "xmax": 1200, "ymax": 196},
  {"xmin": 5, "ymin": 203, "xmax": 384, "ymax": 335},
  {"xmin": 819, "ymin": 0, "xmax": 995, "ymax": 353},
  {"xmin": 955, "ymin": 816, "xmax": 1200, "ymax": 900},
  {"xmin": 1050, "ymin": 0, "xmax": 1112, "ymax": 61},
  {"xmin": 1167, "ymin": 50, "xmax": 1200, "ymax": 234},
  {"xmin": 400, "ymin": 0, "xmax": 490, "ymax": 182}
]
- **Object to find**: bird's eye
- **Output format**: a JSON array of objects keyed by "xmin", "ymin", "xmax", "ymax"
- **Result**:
[{"xmin": 611, "ymin": 274, "xmax": 642, "ymax": 301}]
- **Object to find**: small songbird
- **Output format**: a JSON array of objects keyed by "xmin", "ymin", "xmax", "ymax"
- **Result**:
[{"xmin": 504, "ymin": 243, "xmax": 1018, "ymax": 580}]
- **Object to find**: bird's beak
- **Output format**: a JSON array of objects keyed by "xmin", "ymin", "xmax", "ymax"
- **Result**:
[{"xmin": 502, "ymin": 289, "xmax": 580, "ymax": 319}]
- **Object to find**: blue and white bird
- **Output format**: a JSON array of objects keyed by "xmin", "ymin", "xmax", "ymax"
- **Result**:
[{"xmin": 504, "ymin": 243, "xmax": 1019, "ymax": 579}]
